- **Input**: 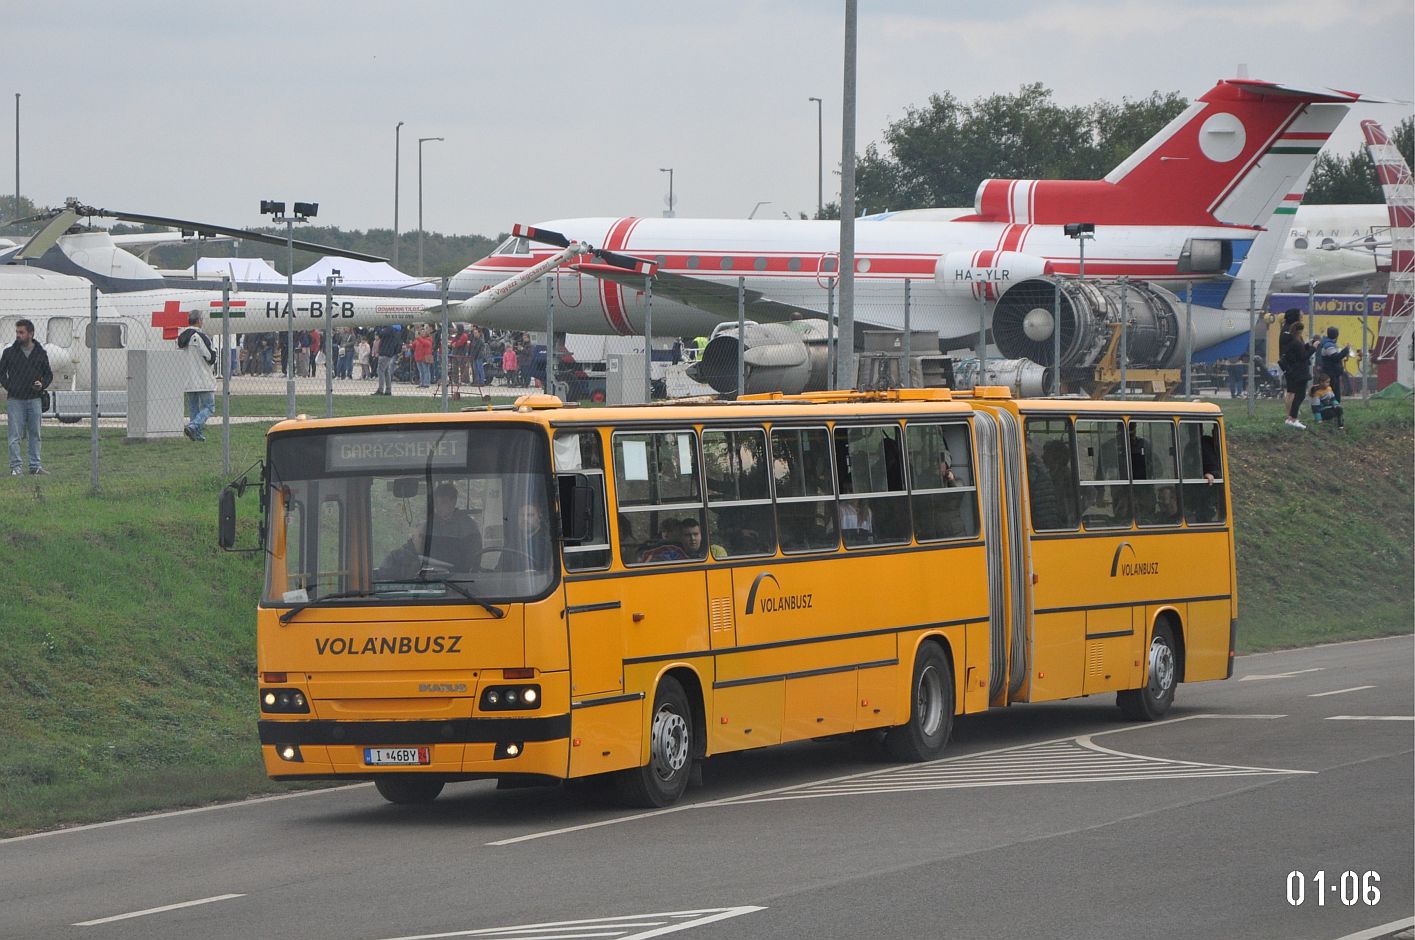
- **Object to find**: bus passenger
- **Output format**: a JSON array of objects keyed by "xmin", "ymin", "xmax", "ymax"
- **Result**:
[{"xmin": 678, "ymin": 517, "xmax": 705, "ymax": 559}]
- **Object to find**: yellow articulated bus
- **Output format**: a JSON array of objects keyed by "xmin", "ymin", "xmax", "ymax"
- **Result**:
[{"xmin": 219, "ymin": 387, "xmax": 1236, "ymax": 808}]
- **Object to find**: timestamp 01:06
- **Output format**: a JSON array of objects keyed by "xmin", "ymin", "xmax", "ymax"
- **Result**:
[{"xmin": 1286, "ymin": 871, "xmax": 1381, "ymax": 907}]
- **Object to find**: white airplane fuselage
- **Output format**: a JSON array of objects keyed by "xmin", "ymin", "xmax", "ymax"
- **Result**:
[{"xmin": 452, "ymin": 217, "xmax": 1256, "ymax": 344}]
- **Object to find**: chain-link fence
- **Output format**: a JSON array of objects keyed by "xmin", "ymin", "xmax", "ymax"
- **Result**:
[{"xmin": 0, "ymin": 274, "xmax": 1389, "ymax": 490}]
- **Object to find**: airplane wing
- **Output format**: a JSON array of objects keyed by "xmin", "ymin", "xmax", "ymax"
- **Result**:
[{"xmin": 581, "ymin": 264, "xmax": 830, "ymax": 325}]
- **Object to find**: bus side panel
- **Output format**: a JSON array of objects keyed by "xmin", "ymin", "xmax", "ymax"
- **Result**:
[
  {"xmin": 1181, "ymin": 599, "xmax": 1232, "ymax": 681},
  {"xmin": 1029, "ymin": 611, "xmax": 1086, "ymax": 703},
  {"xmin": 710, "ymin": 680, "xmax": 784, "ymax": 753},
  {"xmin": 963, "ymin": 621, "xmax": 992, "ymax": 713},
  {"xmin": 784, "ymin": 671, "xmax": 856, "ymax": 739},
  {"xmin": 1083, "ymin": 608, "xmax": 1138, "ymax": 695},
  {"xmin": 622, "ymin": 571, "xmax": 711, "ymax": 664},
  {"xmin": 856, "ymin": 662, "xmax": 901, "ymax": 729},
  {"xmin": 569, "ymin": 699, "xmax": 642, "ymax": 777}
]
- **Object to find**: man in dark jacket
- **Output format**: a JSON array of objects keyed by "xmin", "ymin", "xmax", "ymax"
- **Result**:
[{"xmin": 1, "ymin": 319, "xmax": 54, "ymax": 475}]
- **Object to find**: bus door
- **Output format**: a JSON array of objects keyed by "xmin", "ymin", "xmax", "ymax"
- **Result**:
[
  {"xmin": 971, "ymin": 412, "xmax": 1008, "ymax": 707},
  {"xmin": 554, "ymin": 431, "xmax": 624, "ymax": 698}
]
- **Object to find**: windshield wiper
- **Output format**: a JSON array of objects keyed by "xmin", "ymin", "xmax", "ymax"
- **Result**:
[
  {"xmin": 278, "ymin": 588, "xmax": 382, "ymax": 625},
  {"xmin": 423, "ymin": 577, "xmax": 506, "ymax": 619}
]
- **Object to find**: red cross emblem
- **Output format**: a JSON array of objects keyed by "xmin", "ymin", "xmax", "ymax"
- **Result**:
[{"xmin": 151, "ymin": 300, "xmax": 191, "ymax": 340}]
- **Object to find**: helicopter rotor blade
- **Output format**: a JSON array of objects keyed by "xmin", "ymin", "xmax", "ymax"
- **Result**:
[
  {"xmin": 511, "ymin": 223, "xmax": 571, "ymax": 249},
  {"xmin": 69, "ymin": 204, "xmax": 389, "ymax": 263},
  {"xmin": 15, "ymin": 209, "xmax": 79, "ymax": 261}
]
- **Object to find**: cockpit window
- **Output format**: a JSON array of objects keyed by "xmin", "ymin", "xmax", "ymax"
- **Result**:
[{"xmin": 493, "ymin": 236, "xmax": 532, "ymax": 256}]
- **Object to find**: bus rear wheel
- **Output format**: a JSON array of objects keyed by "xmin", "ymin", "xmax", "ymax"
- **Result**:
[
  {"xmin": 615, "ymin": 677, "xmax": 693, "ymax": 808},
  {"xmin": 885, "ymin": 643, "xmax": 954, "ymax": 761},
  {"xmin": 374, "ymin": 777, "xmax": 445, "ymax": 805},
  {"xmin": 1118, "ymin": 623, "xmax": 1178, "ymax": 721}
]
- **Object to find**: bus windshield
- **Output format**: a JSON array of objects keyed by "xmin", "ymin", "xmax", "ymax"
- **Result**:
[{"xmin": 263, "ymin": 425, "xmax": 555, "ymax": 607}]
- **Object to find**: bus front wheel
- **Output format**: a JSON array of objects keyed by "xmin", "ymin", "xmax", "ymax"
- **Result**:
[
  {"xmin": 885, "ymin": 643, "xmax": 954, "ymax": 762},
  {"xmin": 1118, "ymin": 623, "xmax": 1178, "ymax": 721},
  {"xmin": 374, "ymin": 776, "xmax": 445, "ymax": 805},
  {"xmin": 615, "ymin": 676, "xmax": 693, "ymax": 808}
]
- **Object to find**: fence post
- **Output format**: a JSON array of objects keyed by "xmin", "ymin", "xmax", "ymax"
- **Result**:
[
  {"xmin": 324, "ymin": 275, "xmax": 335, "ymax": 418},
  {"xmin": 1119, "ymin": 278, "xmax": 1129, "ymax": 399},
  {"xmin": 1184, "ymin": 281, "xmax": 1193, "ymax": 397},
  {"xmin": 644, "ymin": 275, "xmax": 654, "ymax": 402},
  {"xmin": 736, "ymin": 277, "xmax": 746, "ymax": 398},
  {"xmin": 1052, "ymin": 280, "xmax": 1061, "ymax": 395},
  {"xmin": 90, "ymin": 283, "xmax": 100, "ymax": 494},
  {"xmin": 899, "ymin": 279, "xmax": 911, "ymax": 389},
  {"xmin": 221, "ymin": 279, "xmax": 231, "ymax": 476},
  {"xmin": 440, "ymin": 276, "xmax": 451, "ymax": 412},
  {"xmin": 1246, "ymin": 281, "xmax": 1257, "ymax": 418},
  {"xmin": 977, "ymin": 293, "xmax": 987, "ymax": 382},
  {"xmin": 1361, "ymin": 284, "xmax": 1370, "ymax": 403},
  {"xmin": 544, "ymin": 276, "xmax": 554, "ymax": 397},
  {"xmin": 826, "ymin": 280, "xmax": 836, "ymax": 389}
]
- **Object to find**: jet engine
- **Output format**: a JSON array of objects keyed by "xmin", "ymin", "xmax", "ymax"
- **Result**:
[
  {"xmin": 689, "ymin": 321, "xmax": 830, "ymax": 396},
  {"xmin": 951, "ymin": 357, "xmax": 1051, "ymax": 398},
  {"xmin": 990, "ymin": 277, "xmax": 1183, "ymax": 370}
]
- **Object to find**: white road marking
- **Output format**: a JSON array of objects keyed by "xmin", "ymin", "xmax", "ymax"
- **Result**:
[
  {"xmin": 1308, "ymin": 686, "xmax": 1376, "ymax": 698},
  {"xmin": 722, "ymin": 734, "xmax": 1310, "ymax": 805},
  {"xmin": 74, "ymin": 893, "xmax": 244, "ymax": 926},
  {"xmin": 0, "ymin": 783, "xmax": 371, "ymax": 845},
  {"xmin": 489, "ymin": 714, "xmax": 1298, "ymax": 846},
  {"xmin": 1237, "ymin": 667, "xmax": 1325, "ymax": 681},
  {"xmin": 377, "ymin": 906, "xmax": 766, "ymax": 940},
  {"xmin": 1332, "ymin": 915, "xmax": 1415, "ymax": 940},
  {"xmin": 1325, "ymin": 715, "xmax": 1415, "ymax": 721}
]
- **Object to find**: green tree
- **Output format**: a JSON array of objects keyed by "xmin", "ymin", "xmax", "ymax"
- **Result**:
[
  {"xmin": 0, "ymin": 194, "xmax": 43, "ymax": 235},
  {"xmin": 855, "ymin": 85, "xmax": 1189, "ymax": 212},
  {"xmin": 1305, "ymin": 117, "xmax": 1415, "ymax": 205}
]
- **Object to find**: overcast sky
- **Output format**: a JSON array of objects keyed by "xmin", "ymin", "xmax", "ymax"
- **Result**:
[{"xmin": 6, "ymin": 1, "xmax": 1412, "ymax": 242}]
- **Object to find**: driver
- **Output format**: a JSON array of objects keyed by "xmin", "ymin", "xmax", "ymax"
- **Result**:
[{"xmin": 383, "ymin": 482, "xmax": 482, "ymax": 576}]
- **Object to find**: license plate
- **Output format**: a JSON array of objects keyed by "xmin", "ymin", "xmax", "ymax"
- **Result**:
[{"xmin": 364, "ymin": 747, "xmax": 431, "ymax": 766}]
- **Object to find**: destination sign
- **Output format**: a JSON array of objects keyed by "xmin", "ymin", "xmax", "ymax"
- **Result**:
[{"xmin": 326, "ymin": 430, "xmax": 469, "ymax": 472}]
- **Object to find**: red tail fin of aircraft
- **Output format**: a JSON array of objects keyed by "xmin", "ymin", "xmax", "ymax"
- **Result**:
[
  {"xmin": 961, "ymin": 79, "xmax": 1363, "ymax": 228},
  {"xmin": 1361, "ymin": 119, "xmax": 1414, "ymax": 385}
]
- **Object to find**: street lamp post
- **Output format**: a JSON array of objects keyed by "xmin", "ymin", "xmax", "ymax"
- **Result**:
[
  {"xmin": 659, "ymin": 167, "xmax": 674, "ymax": 218},
  {"xmin": 392, "ymin": 121, "xmax": 404, "ymax": 268},
  {"xmin": 261, "ymin": 199, "xmax": 317, "ymax": 419},
  {"xmin": 418, "ymin": 136, "xmax": 444, "ymax": 276},
  {"xmin": 808, "ymin": 96, "xmax": 823, "ymax": 219}
]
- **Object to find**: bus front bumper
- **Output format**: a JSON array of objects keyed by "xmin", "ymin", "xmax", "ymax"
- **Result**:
[{"xmin": 259, "ymin": 715, "xmax": 570, "ymax": 779}]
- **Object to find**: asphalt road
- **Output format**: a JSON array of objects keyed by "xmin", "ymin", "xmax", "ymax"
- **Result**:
[{"xmin": 3, "ymin": 635, "xmax": 1411, "ymax": 940}]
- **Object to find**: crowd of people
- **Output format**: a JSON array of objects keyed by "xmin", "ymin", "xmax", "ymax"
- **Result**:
[{"xmin": 227, "ymin": 324, "xmax": 549, "ymax": 394}]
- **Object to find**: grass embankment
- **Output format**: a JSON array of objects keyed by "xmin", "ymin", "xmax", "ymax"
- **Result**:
[{"xmin": 0, "ymin": 398, "xmax": 1409, "ymax": 835}]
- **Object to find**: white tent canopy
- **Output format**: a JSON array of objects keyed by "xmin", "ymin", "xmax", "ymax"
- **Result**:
[
  {"xmin": 293, "ymin": 257, "xmax": 432, "ymax": 290},
  {"xmin": 189, "ymin": 257, "xmax": 286, "ymax": 283}
]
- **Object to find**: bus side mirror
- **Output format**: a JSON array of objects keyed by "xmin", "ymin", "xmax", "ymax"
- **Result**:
[
  {"xmin": 218, "ymin": 488, "xmax": 237, "ymax": 550},
  {"xmin": 558, "ymin": 473, "xmax": 595, "ymax": 544}
]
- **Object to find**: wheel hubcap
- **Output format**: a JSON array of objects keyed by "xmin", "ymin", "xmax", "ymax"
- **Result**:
[
  {"xmin": 1149, "ymin": 639, "xmax": 1175, "ymax": 696},
  {"xmin": 650, "ymin": 707, "xmax": 690, "ymax": 782},
  {"xmin": 916, "ymin": 665, "xmax": 944, "ymax": 737}
]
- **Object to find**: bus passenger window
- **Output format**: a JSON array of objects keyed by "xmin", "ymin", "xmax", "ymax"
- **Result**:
[
  {"xmin": 613, "ymin": 430, "xmax": 705, "ymax": 565},
  {"xmin": 1075, "ymin": 419, "xmax": 1131, "ymax": 529},
  {"xmin": 771, "ymin": 427, "xmax": 839, "ymax": 553},
  {"xmin": 554, "ymin": 430, "xmax": 611, "ymax": 571},
  {"xmin": 703, "ymin": 429, "xmax": 775, "ymax": 558},
  {"xmin": 834, "ymin": 424, "xmax": 909, "ymax": 548},
  {"xmin": 907, "ymin": 422, "xmax": 978, "ymax": 541},
  {"xmin": 1131, "ymin": 421, "xmax": 1180, "ymax": 527},
  {"xmin": 1023, "ymin": 418, "xmax": 1079, "ymax": 531},
  {"xmin": 1179, "ymin": 420, "xmax": 1226, "ymax": 525}
]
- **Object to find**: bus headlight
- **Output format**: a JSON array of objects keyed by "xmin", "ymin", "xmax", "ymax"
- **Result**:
[
  {"xmin": 260, "ymin": 688, "xmax": 311, "ymax": 714},
  {"xmin": 480, "ymin": 685, "xmax": 541, "ymax": 711},
  {"xmin": 276, "ymin": 744, "xmax": 303, "ymax": 762}
]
